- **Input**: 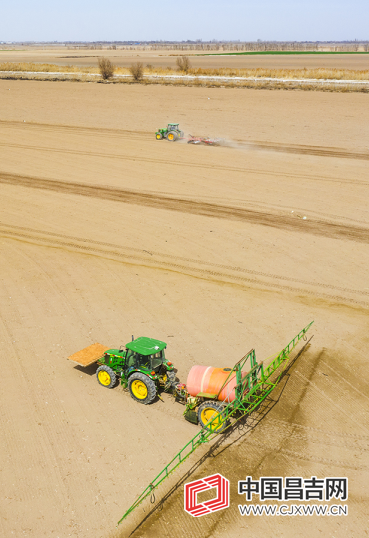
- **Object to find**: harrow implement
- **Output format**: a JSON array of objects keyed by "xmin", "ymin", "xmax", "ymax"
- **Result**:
[{"xmin": 187, "ymin": 135, "xmax": 225, "ymax": 145}]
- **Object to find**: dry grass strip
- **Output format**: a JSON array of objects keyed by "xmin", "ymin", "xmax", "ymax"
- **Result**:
[{"xmin": 1, "ymin": 62, "xmax": 368, "ymax": 93}]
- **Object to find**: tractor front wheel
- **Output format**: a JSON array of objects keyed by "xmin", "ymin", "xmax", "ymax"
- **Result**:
[
  {"xmin": 128, "ymin": 372, "xmax": 157, "ymax": 405},
  {"xmin": 156, "ymin": 133, "xmax": 163, "ymax": 140},
  {"xmin": 198, "ymin": 401, "xmax": 228, "ymax": 433},
  {"xmin": 96, "ymin": 365, "xmax": 117, "ymax": 389}
]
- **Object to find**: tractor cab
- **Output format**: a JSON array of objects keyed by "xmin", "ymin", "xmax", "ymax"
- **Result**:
[
  {"xmin": 120, "ymin": 337, "xmax": 175, "ymax": 404},
  {"xmin": 125, "ymin": 337, "xmax": 168, "ymax": 373},
  {"xmin": 167, "ymin": 123, "xmax": 179, "ymax": 131}
]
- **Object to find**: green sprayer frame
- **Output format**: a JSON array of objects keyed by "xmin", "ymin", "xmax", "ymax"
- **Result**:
[{"xmin": 117, "ymin": 321, "xmax": 314, "ymax": 525}]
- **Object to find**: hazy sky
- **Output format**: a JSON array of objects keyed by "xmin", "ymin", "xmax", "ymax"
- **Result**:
[{"xmin": 1, "ymin": 0, "xmax": 368, "ymax": 42}]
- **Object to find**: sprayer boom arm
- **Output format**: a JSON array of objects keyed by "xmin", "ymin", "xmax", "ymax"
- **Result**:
[{"xmin": 117, "ymin": 321, "xmax": 314, "ymax": 525}]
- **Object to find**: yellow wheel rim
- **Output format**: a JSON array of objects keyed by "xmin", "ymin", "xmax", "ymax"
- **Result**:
[
  {"xmin": 132, "ymin": 380, "xmax": 148, "ymax": 399},
  {"xmin": 156, "ymin": 134, "xmax": 161, "ymax": 139},
  {"xmin": 98, "ymin": 370, "xmax": 111, "ymax": 386},
  {"xmin": 168, "ymin": 133, "xmax": 174, "ymax": 140},
  {"xmin": 201, "ymin": 407, "xmax": 222, "ymax": 431}
]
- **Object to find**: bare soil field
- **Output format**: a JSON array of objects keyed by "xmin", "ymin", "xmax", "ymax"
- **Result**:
[
  {"xmin": 1, "ymin": 46, "xmax": 369, "ymax": 70},
  {"xmin": 0, "ymin": 80, "xmax": 368, "ymax": 538}
]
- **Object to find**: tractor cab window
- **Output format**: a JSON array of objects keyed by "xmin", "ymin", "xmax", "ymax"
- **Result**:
[
  {"xmin": 137, "ymin": 354, "xmax": 151, "ymax": 369},
  {"xmin": 168, "ymin": 125, "xmax": 177, "ymax": 131},
  {"xmin": 126, "ymin": 351, "xmax": 149, "ymax": 369},
  {"xmin": 150, "ymin": 350, "xmax": 164, "ymax": 369},
  {"xmin": 125, "ymin": 349, "xmax": 165, "ymax": 370},
  {"xmin": 126, "ymin": 350, "xmax": 137, "ymax": 369}
]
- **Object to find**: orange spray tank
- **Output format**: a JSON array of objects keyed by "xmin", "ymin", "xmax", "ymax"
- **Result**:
[{"xmin": 186, "ymin": 365, "xmax": 248, "ymax": 402}]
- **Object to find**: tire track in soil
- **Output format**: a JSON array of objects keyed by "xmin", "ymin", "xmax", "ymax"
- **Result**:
[
  {"xmin": 1, "ymin": 172, "xmax": 369, "ymax": 244},
  {"xmin": 321, "ymin": 360, "xmax": 369, "ymax": 400},
  {"xmin": 0, "ymin": 119, "xmax": 151, "ymax": 141},
  {"xmin": 294, "ymin": 370, "xmax": 369, "ymax": 434},
  {"xmin": 245, "ymin": 439, "xmax": 368, "ymax": 471},
  {"xmin": 250, "ymin": 140, "xmax": 369, "ymax": 161},
  {"xmin": 253, "ymin": 420, "xmax": 369, "ymax": 451},
  {"xmin": 0, "ymin": 249, "xmax": 111, "ymax": 519},
  {"xmin": 270, "ymin": 419, "xmax": 369, "ymax": 441},
  {"xmin": 0, "ymin": 223, "xmax": 367, "ymax": 308},
  {"xmin": 316, "ymin": 366, "xmax": 369, "ymax": 421},
  {"xmin": 0, "ymin": 141, "xmax": 368, "ymax": 188},
  {"xmin": 1, "ymin": 119, "xmax": 369, "ymax": 162},
  {"xmin": 1, "ymin": 223, "xmax": 367, "ymax": 296},
  {"xmin": 0, "ymin": 313, "xmax": 79, "ymax": 513}
]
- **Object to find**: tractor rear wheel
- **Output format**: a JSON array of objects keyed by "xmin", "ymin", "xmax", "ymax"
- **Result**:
[
  {"xmin": 167, "ymin": 371, "xmax": 176, "ymax": 385},
  {"xmin": 128, "ymin": 372, "xmax": 157, "ymax": 405},
  {"xmin": 164, "ymin": 370, "xmax": 177, "ymax": 392},
  {"xmin": 167, "ymin": 131, "xmax": 178, "ymax": 141},
  {"xmin": 156, "ymin": 133, "xmax": 163, "ymax": 140},
  {"xmin": 198, "ymin": 401, "xmax": 228, "ymax": 433},
  {"xmin": 96, "ymin": 365, "xmax": 117, "ymax": 389}
]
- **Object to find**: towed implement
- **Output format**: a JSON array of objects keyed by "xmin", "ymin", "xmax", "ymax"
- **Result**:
[
  {"xmin": 187, "ymin": 135, "xmax": 225, "ymax": 146},
  {"xmin": 117, "ymin": 321, "xmax": 314, "ymax": 525}
]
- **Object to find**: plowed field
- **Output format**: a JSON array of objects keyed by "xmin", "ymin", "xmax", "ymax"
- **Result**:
[{"xmin": 0, "ymin": 80, "xmax": 368, "ymax": 538}]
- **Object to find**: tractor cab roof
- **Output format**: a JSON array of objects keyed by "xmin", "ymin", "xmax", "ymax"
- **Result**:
[
  {"xmin": 168, "ymin": 123, "xmax": 179, "ymax": 127},
  {"xmin": 126, "ymin": 336, "xmax": 167, "ymax": 356}
]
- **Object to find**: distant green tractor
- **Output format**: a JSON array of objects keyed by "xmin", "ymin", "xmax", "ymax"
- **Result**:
[
  {"xmin": 68, "ymin": 337, "xmax": 176, "ymax": 405},
  {"xmin": 156, "ymin": 123, "xmax": 184, "ymax": 142}
]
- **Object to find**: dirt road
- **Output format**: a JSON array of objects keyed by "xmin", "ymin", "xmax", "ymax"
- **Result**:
[{"xmin": 0, "ymin": 80, "xmax": 368, "ymax": 538}]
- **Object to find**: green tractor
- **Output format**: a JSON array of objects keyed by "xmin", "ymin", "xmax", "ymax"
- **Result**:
[
  {"xmin": 68, "ymin": 337, "xmax": 176, "ymax": 405},
  {"xmin": 155, "ymin": 123, "xmax": 184, "ymax": 142}
]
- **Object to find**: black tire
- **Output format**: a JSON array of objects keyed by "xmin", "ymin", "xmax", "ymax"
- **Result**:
[
  {"xmin": 167, "ymin": 131, "xmax": 178, "ymax": 142},
  {"xmin": 96, "ymin": 365, "xmax": 117, "ymax": 389},
  {"xmin": 198, "ymin": 401, "xmax": 228, "ymax": 433},
  {"xmin": 167, "ymin": 371, "xmax": 176, "ymax": 384},
  {"xmin": 128, "ymin": 372, "xmax": 157, "ymax": 405},
  {"xmin": 180, "ymin": 131, "xmax": 185, "ymax": 138},
  {"xmin": 156, "ymin": 133, "xmax": 163, "ymax": 140},
  {"xmin": 164, "ymin": 370, "xmax": 177, "ymax": 392}
]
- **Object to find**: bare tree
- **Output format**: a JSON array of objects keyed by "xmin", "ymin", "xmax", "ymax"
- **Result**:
[
  {"xmin": 98, "ymin": 57, "xmax": 115, "ymax": 80},
  {"xmin": 176, "ymin": 55, "xmax": 191, "ymax": 73},
  {"xmin": 130, "ymin": 62, "xmax": 144, "ymax": 81}
]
